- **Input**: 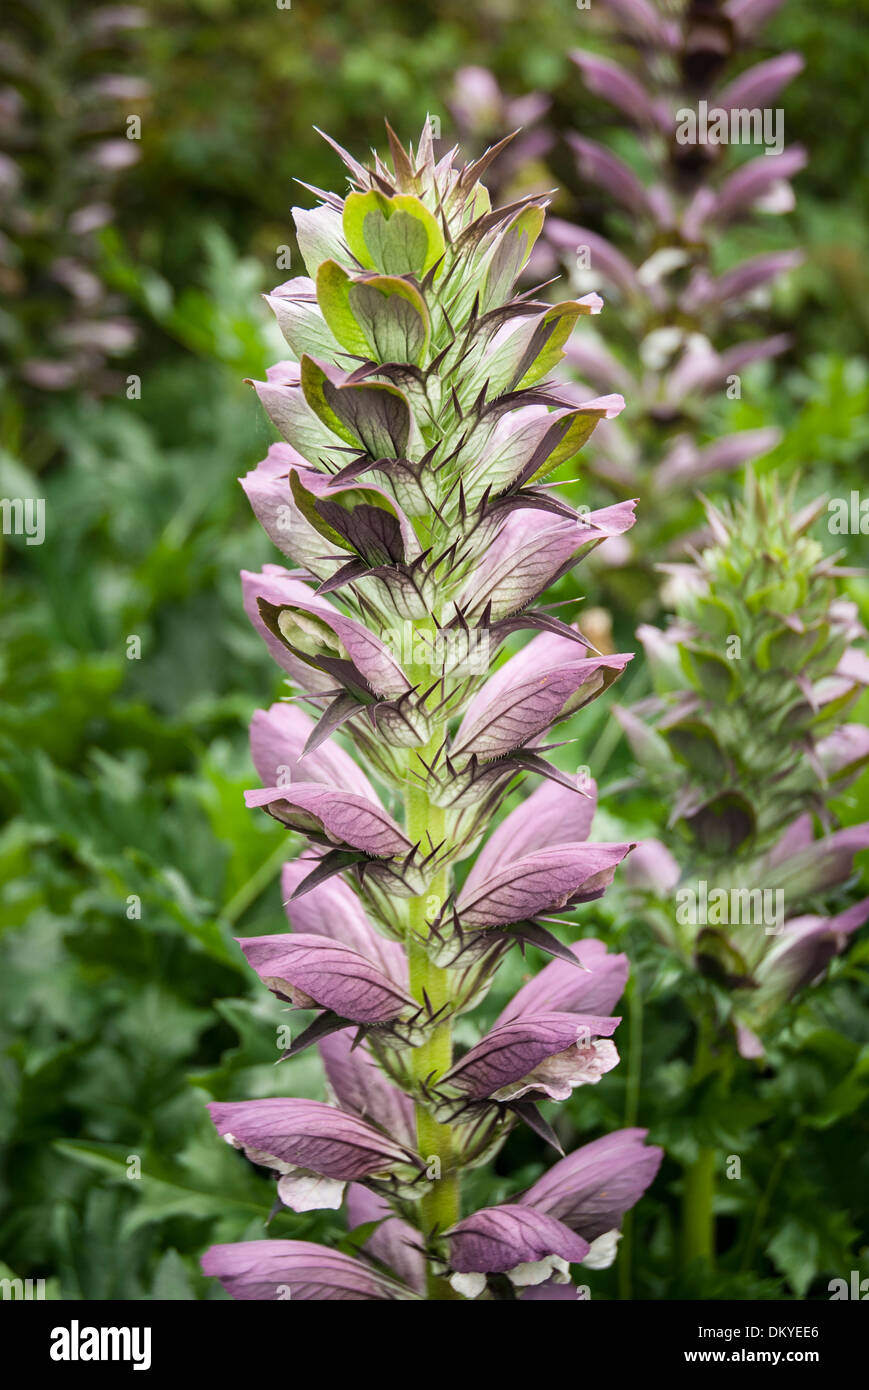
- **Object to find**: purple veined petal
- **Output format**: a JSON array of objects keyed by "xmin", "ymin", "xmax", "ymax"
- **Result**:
[
  {"xmin": 520, "ymin": 1128, "xmax": 664, "ymax": 1240},
  {"xmin": 451, "ymin": 653, "xmax": 632, "ymax": 761},
  {"xmin": 680, "ymin": 251, "xmax": 803, "ymax": 315},
  {"xmin": 466, "ymin": 776, "xmax": 598, "ymax": 891},
  {"xmin": 240, "ymin": 447, "xmax": 348, "ymax": 576},
  {"xmin": 281, "ymin": 861, "xmax": 408, "ymax": 985},
  {"xmin": 468, "ymin": 395, "xmax": 621, "ymax": 502},
  {"xmin": 546, "ymin": 219, "xmax": 641, "ymax": 299},
  {"xmin": 265, "ymin": 591, "xmax": 411, "ymax": 700},
  {"xmin": 201, "ymin": 1239, "xmax": 417, "ymax": 1301},
  {"xmin": 495, "ymin": 940, "xmax": 629, "ymax": 1024},
  {"xmin": 264, "ymin": 276, "xmax": 344, "ymax": 361},
  {"xmin": 567, "ymin": 134, "xmax": 651, "ymax": 220},
  {"xmin": 655, "ymin": 428, "xmax": 781, "ymax": 489},
  {"xmin": 754, "ymin": 900, "xmax": 869, "ymax": 1001},
  {"xmin": 710, "ymin": 146, "xmax": 807, "ymax": 224},
  {"xmin": 208, "ymin": 1097, "xmax": 416, "ymax": 1189},
  {"xmin": 458, "ymin": 501, "xmax": 638, "ymax": 621},
  {"xmin": 345, "ymin": 1184, "xmax": 426, "ymax": 1295},
  {"xmin": 245, "ymin": 783, "xmax": 411, "ymax": 857},
  {"xmin": 248, "ymin": 361, "xmax": 345, "ymax": 463},
  {"xmin": 441, "ymin": 1011, "xmax": 620, "ymax": 1101},
  {"xmin": 250, "ymin": 702, "xmax": 378, "ymax": 800},
  {"xmin": 622, "ymin": 839, "xmax": 682, "ymax": 897},
  {"xmin": 237, "ymin": 933, "xmax": 416, "ymax": 1023},
  {"xmin": 319, "ymin": 1030, "xmax": 416, "ymax": 1149},
  {"xmin": 447, "ymin": 1205, "xmax": 589, "ymax": 1290},
  {"xmin": 264, "ymin": 360, "xmax": 299, "ymax": 386},
  {"xmin": 570, "ymin": 50, "xmax": 668, "ymax": 131},
  {"xmin": 241, "ymin": 565, "xmax": 335, "ymax": 690},
  {"xmin": 714, "ymin": 52, "xmax": 804, "ymax": 111},
  {"xmin": 455, "ymin": 841, "xmax": 635, "ymax": 929}
]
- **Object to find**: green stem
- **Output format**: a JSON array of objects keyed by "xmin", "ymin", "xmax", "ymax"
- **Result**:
[
  {"xmin": 681, "ymin": 1145, "xmax": 717, "ymax": 1269},
  {"xmin": 680, "ymin": 1018, "xmax": 718, "ymax": 1270},
  {"xmin": 404, "ymin": 716, "xmax": 461, "ymax": 1300},
  {"xmin": 739, "ymin": 1140, "xmax": 789, "ymax": 1274}
]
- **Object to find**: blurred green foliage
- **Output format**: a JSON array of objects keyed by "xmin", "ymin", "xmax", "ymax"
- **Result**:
[{"xmin": 1, "ymin": 0, "xmax": 867, "ymax": 1300}]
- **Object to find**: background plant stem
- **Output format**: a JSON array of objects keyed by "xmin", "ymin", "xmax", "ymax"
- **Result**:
[{"xmin": 680, "ymin": 1018, "xmax": 718, "ymax": 1270}]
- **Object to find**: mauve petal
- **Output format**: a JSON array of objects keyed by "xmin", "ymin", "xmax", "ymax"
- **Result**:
[
  {"xmin": 459, "ymin": 502, "xmax": 637, "ymax": 620},
  {"xmin": 452, "ymin": 654, "xmax": 631, "ymax": 761},
  {"xmin": 281, "ymin": 861, "xmax": 408, "ymax": 984},
  {"xmin": 715, "ymin": 52, "xmax": 804, "ymax": 111},
  {"xmin": 319, "ymin": 1030, "xmax": 416, "ymax": 1149},
  {"xmin": 817, "ymin": 724, "xmax": 869, "ymax": 780},
  {"xmin": 768, "ymin": 822, "xmax": 869, "ymax": 898},
  {"xmin": 250, "ymin": 703, "xmax": 378, "ymax": 800},
  {"xmin": 345, "ymin": 1184, "xmax": 426, "ymax": 1293},
  {"xmin": 520, "ymin": 1128, "xmax": 664, "ymax": 1239},
  {"xmin": 448, "ymin": 1204, "xmax": 589, "ymax": 1274},
  {"xmin": 735, "ymin": 1021, "xmax": 765, "ymax": 1060},
  {"xmin": 237, "ymin": 933, "xmax": 415, "ymax": 1023},
  {"xmin": 570, "ymin": 51, "xmax": 665, "ymax": 130},
  {"xmin": 208, "ymin": 1098, "xmax": 413, "ymax": 1179},
  {"xmin": 468, "ymin": 629, "xmax": 592, "ymax": 712},
  {"xmin": 755, "ymin": 900, "xmax": 869, "ymax": 1000},
  {"xmin": 622, "ymin": 839, "xmax": 681, "ymax": 896},
  {"xmin": 567, "ymin": 134, "xmax": 651, "ymax": 219},
  {"xmin": 655, "ymin": 429, "xmax": 781, "ymax": 489},
  {"xmin": 604, "ymin": 0, "xmax": 680, "ymax": 46},
  {"xmin": 495, "ymin": 940, "xmax": 629, "ymax": 1023},
  {"xmin": 272, "ymin": 593, "xmax": 411, "ymax": 700},
  {"xmin": 547, "ymin": 219, "xmax": 641, "ymax": 298},
  {"xmin": 442, "ymin": 1012, "xmax": 620, "ymax": 1099},
  {"xmin": 240, "ymin": 445, "xmax": 344, "ymax": 576},
  {"xmin": 681, "ymin": 251, "xmax": 802, "ymax": 314},
  {"xmin": 465, "ymin": 776, "xmax": 598, "ymax": 891},
  {"xmin": 726, "ymin": 0, "xmax": 787, "ymax": 37},
  {"xmin": 456, "ymin": 841, "xmax": 635, "ymax": 928},
  {"xmin": 245, "ymin": 783, "xmax": 410, "ymax": 857},
  {"xmin": 241, "ymin": 566, "xmax": 335, "ymax": 690},
  {"xmin": 711, "ymin": 147, "xmax": 807, "ymax": 224},
  {"xmin": 201, "ymin": 1240, "xmax": 415, "ymax": 1300}
]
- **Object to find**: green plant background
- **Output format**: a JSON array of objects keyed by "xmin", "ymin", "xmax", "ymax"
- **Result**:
[{"xmin": 1, "ymin": 0, "xmax": 867, "ymax": 1300}]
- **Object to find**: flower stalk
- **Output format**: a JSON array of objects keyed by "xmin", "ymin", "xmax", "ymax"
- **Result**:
[{"xmin": 202, "ymin": 120, "xmax": 663, "ymax": 1301}]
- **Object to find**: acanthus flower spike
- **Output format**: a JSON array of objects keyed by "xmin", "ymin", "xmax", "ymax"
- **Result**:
[{"xmin": 202, "ymin": 119, "xmax": 656, "ymax": 1301}]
